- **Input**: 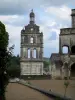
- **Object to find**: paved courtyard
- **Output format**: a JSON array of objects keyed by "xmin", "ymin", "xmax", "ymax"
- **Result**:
[
  {"xmin": 30, "ymin": 80, "xmax": 75, "ymax": 99},
  {"xmin": 6, "ymin": 83, "xmax": 53, "ymax": 100}
]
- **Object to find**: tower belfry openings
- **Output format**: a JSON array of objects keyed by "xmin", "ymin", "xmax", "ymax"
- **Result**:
[{"xmin": 20, "ymin": 10, "xmax": 43, "ymax": 76}]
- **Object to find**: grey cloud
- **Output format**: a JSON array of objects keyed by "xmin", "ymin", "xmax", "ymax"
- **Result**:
[
  {"xmin": 2, "ymin": 13, "xmax": 42, "ymax": 27},
  {"xmin": 41, "ymin": 0, "xmax": 75, "ymax": 6},
  {"xmin": 4, "ymin": 15, "xmax": 29, "ymax": 27},
  {"xmin": 0, "ymin": 0, "xmax": 29, "ymax": 15},
  {"xmin": 0, "ymin": 0, "xmax": 43, "ymax": 15},
  {"xmin": 0, "ymin": 0, "xmax": 75, "ymax": 15}
]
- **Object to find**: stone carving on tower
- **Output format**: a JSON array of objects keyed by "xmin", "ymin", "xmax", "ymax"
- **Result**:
[{"xmin": 20, "ymin": 9, "xmax": 43, "ymax": 76}]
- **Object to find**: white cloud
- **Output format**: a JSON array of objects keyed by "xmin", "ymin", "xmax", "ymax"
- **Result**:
[
  {"xmin": 39, "ymin": 5, "xmax": 72, "ymax": 54},
  {"xmin": 5, "ymin": 24, "xmax": 22, "ymax": 55},
  {"xmin": 0, "ymin": 15, "xmax": 18, "ymax": 22},
  {"xmin": 0, "ymin": 0, "xmax": 74, "ymax": 15},
  {"xmin": 45, "ymin": 5, "xmax": 71, "ymax": 20},
  {"xmin": 40, "ymin": 25, "xmax": 52, "ymax": 41},
  {"xmin": 39, "ymin": 20, "xmax": 60, "ymax": 53},
  {"xmin": 0, "ymin": 4, "xmax": 72, "ymax": 57},
  {"xmin": 6, "ymin": 24, "xmax": 22, "ymax": 40},
  {"xmin": 0, "ymin": 15, "xmax": 28, "ymax": 27}
]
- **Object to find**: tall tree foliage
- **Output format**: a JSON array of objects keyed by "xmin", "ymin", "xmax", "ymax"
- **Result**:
[
  {"xmin": 7, "ymin": 55, "xmax": 20, "ymax": 78},
  {"xmin": 0, "ymin": 21, "xmax": 9, "ymax": 100},
  {"xmin": 43, "ymin": 61, "xmax": 50, "ymax": 72}
]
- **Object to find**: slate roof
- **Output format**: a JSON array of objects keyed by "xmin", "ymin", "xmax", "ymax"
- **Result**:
[{"xmin": 50, "ymin": 53, "xmax": 61, "ymax": 62}]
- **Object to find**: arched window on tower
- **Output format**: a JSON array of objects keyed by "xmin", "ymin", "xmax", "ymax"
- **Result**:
[
  {"xmin": 71, "ymin": 45, "xmax": 75, "ymax": 54},
  {"xmin": 33, "ymin": 48, "xmax": 36, "ymax": 58},
  {"xmin": 28, "ymin": 48, "xmax": 30, "ymax": 58},
  {"xmin": 23, "ymin": 48, "xmax": 26, "ymax": 57},
  {"xmin": 62, "ymin": 46, "xmax": 69, "ymax": 54},
  {"xmin": 30, "ymin": 37, "xmax": 34, "ymax": 43}
]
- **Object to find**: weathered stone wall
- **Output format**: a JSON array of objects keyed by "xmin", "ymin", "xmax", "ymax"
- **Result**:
[
  {"xmin": 20, "ymin": 62, "xmax": 43, "ymax": 75},
  {"xmin": 59, "ymin": 28, "xmax": 75, "ymax": 54}
]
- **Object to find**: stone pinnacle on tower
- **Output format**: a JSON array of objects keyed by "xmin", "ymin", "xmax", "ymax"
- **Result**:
[{"xmin": 29, "ymin": 9, "xmax": 35, "ymax": 24}]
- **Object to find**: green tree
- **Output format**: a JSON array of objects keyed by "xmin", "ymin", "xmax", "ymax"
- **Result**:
[
  {"xmin": 43, "ymin": 61, "xmax": 50, "ymax": 72},
  {"xmin": 0, "ymin": 21, "xmax": 9, "ymax": 100},
  {"xmin": 7, "ymin": 55, "xmax": 20, "ymax": 78}
]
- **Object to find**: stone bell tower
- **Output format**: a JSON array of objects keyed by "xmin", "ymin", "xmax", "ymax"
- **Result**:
[{"xmin": 20, "ymin": 9, "xmax": 43, "ymax": 76}]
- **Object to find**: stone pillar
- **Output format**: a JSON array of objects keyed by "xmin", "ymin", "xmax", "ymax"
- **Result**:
[
  {"xmin": 63, "ymin": 66, "xmax": 68, "ymax": 78},
  {"xmin": 40, "ymin": 64, "xmax": 43, "ymax": 75},
  {"xmin": 36, "ymin": 48, "xmax": 38, "ymax": 59},
  {"xmin": 42, "ymin": 63, "xmax": 44, "ymax": 75},
  {"xmin": 60, "ymin": 67, "xmax": 62, "ymax": 78},
  {"xmin": 66, "ymin": 68, "xmax": 68, "ymax": 78},
  {"xmin": 21, "ymin": 47, "xmax": 23, "ymax": 58},
  {"xmin": 68, "ymin": 68, "xmax": 71, "ymax": 79},
  {"xmin": 30, "ymin": 62, "xmax": 32, "ymax": 75},
  {"xmin": 26, "ymin": 48, "xmax": 28, "ymax": 58},
  {"xmin": 59, "ymin": 36, "xmax": 62, "ymax": 54},
  {"xmin": 36, "ymin": 65, "xmax": 37, "ymax": 75},
  {"xmin": 39, "ymin": 48, "xmax": 42, "ymax": 59},
  {"xmin": 61, "ymin": 66, "xmax": 64, "ymax": 79},
  {"xmin": 41, "ymin": 47, "xmax": 43, "ymax": 59},
  {"xmin": 28, "ymin": 36, "xmax": 30, "ymax": 44},
  {"xmin": 21, "ymin": 36, "xmax": 24, "ymax": 43},
  {"xmin": 36, "ymin": 65, "xmax": 38, "ymax": 75},
  {"xmin": 50, "ymin": 65, "xmax": 52, "ymax": 78},
  {"xmin": 38, "ymin": 48, "xmax": 40, "ymax": 59},
  {"xmin": 40, "ymin": 48, "xmax": 42, "ymax": 59},
  {"xmin": 32, "ymin": 48, "xmax": 34, "ymax": 58},
  {"xmin": 30, "ymin": 48, "xmax": 32, "ymax": 59}
]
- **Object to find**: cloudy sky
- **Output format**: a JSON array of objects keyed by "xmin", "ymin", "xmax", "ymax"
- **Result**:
[{"xmin": 0, "ymin": 0, "xmax": 75, "ymax": 57}]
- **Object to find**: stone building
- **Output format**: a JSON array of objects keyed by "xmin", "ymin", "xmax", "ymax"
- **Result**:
[
  {"xmin": 20, "ymin": 10, "xmax": 43, "ymax": 76},
  {"xmin": 50, "ymin": 9, "xmax": 75, "ymax": 79},
  {"xmin": 50, "ymin": 53, "xmax": 63, "ymax": 78}
]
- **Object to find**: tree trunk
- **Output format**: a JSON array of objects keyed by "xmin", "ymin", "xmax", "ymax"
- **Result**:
[{"xmin": 0, "ymin": 72, "xmax": 6, "ymax": 100}]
